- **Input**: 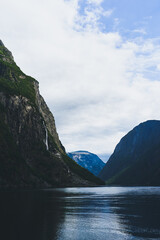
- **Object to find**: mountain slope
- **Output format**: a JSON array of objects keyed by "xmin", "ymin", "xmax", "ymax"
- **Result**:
[
  {"xmin": 0, "ymin": 40, "xmax": 103, "ymax": 188},
  {"xmin": 99, "ymin": 120, "xmax": 160, "ymax": 186},
  {"xmin": 68, "ymin": 151, "xmax": 105, "ymax": 176}
]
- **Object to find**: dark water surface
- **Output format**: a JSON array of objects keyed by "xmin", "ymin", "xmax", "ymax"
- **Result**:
[{"xmin": 0, "ymin": 187, "xmax": 160, "ymax": 240}]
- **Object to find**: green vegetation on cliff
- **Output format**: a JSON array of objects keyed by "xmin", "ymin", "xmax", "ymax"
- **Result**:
[{"xmin": 0, "ymin": 60, "xmax": 36, "ymax": 105}]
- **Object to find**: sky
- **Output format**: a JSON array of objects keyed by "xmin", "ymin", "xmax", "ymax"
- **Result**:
[{"xmin": 1, "ymin": 0, "xmax": 160, "ymax": 162}]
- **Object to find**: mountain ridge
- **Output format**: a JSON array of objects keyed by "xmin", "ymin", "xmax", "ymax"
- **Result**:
[
  {"xmin": 68, "ymin": 151, "xmax": 105, "ymax": 176},
  {"xmin": 99, "ymin": 120, "xmax": 160, "ymax": 186}
]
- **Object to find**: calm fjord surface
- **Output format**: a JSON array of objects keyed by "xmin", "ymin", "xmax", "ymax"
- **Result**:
[{"xmin": 0, "ymin": 187, "xmax": 160, "ymax": 240}]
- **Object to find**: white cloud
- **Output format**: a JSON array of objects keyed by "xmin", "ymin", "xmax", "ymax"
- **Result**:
[
  {"xmin": 75, "ymin": 0, "xmax": 113, "ymax": 32},
  {"xmin": 157, "ymin": 64, "xmax": 160, "ymax": 70},
  {"xmin": 133, "ymin": 28, "xmax": 146, "ymax": 35},
  {"xmin": 87, "ymin": 0, "xmax": 103, "ymax": 5},
  {"xmin": 1, "ymin": 0, "xmax": 160, "ymax": 156}
]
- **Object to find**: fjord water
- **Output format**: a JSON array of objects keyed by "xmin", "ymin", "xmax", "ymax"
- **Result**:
[{"xmin": 0, "ymin": 187, "xmax": 160, "ymax": 240}]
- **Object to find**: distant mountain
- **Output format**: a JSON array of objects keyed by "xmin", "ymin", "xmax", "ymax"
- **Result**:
[
  {"xmin": 99, "ymin": 120, "xmax": 160, "ymax": 186},
  {"xmin": 0, "ymin": 40, "xmax": 103, "ymax": 188},
  {"xmin": 68, "ymin": 151, "xmax": 105, "ymax": 176}
]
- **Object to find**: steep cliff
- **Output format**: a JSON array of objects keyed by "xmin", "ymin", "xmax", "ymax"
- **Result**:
[
  {"xmin": 0, "ymin": 40, "xmax": 103, "ymax": 188},
  {"xmin": 99, "ymin": 120, "xmax": 160, "ymax": 186}
]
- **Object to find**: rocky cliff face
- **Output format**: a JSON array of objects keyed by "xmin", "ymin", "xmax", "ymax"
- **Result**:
[
  {"xmin": 68, "ymin": 151, "xmax": 105, "ymax": 176},
  {"xmin": 99, "ymin": 120, "xmax": 160, "ymax": 186},
  {"xmin": 0, "ymin": 40, "xmax": 103, "ymax": 188}
]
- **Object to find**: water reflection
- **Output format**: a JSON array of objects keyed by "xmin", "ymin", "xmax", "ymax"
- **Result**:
[
  {"xmin": 0, "ymin": 187, "xmax": 160, "ymax": 240},
  {"xmin": 0, "ymin": 190, "xmax": 65, "ymax": 240},
  {"xmin": 110, "ymin": 189, "xmax": 160, "ymax": 238},
  {"xmin": 55, "ymin": 187, "xmax": 160, "ymax": 239}
]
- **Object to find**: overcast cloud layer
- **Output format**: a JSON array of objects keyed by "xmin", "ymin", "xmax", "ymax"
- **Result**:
[{"xmin": 1, "ymin": 0, "xmax": 160, "ymax": 161}]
